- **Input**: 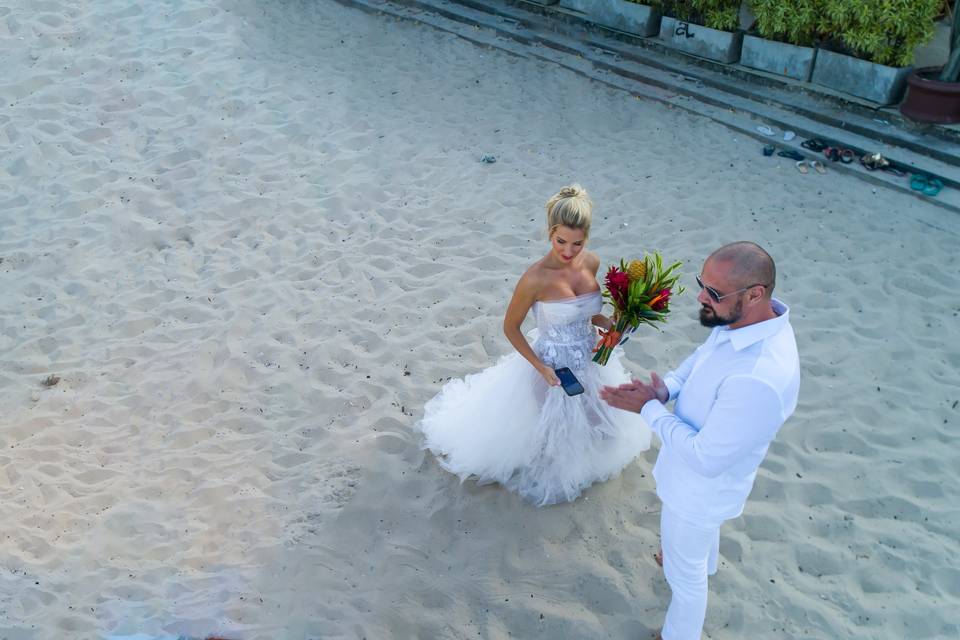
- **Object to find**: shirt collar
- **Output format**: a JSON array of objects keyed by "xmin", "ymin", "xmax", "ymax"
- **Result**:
[{"xmin": 716, "ymin": 298, "xmax": 790, "ymax": 351}]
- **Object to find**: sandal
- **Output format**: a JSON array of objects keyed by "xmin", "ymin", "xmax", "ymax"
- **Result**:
[
  {"xmin": 801, "ymin": 139, "xmax": 827, "ymax": 152},
  {"xmin": 763, "ymin": 144, "xmax": 775, "ymax": 157},
  {"xmin": 778, "ymin": 149, "xmax": 804, "ymax": 161},
  {"xmin": 810, "ymin": 160, "xmax": 827, "ymax": 175},
  {"xmin": 924, "ymin": 177, "xmax": 944, "ymax": 197},
  {"xmin": 860, "ymin": 152, "xmax": 890, "ymax": 171},
  {"xmin": 823, "ymin": 147, "xmax": 840, "ymax": 162},
  {"xmin": 840, "ymin": 149, "xmax": 856, "ymax": 164},
  {"xmin": 910, "ymin": 174, "xmax": 929, "ymax": 192},
  {"xmin": 796, "ymin": 161, "xmax": 809, "ymax": 174}
]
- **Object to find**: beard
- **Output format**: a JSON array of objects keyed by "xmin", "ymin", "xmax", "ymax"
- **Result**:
[{"xmin": 699, "ymin": 299, "xmax": 743, "ymax": 327}]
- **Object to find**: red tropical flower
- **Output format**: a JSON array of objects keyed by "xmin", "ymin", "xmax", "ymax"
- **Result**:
[
  {"xmin": 605, "ymin": 267, "xmax": 630, "ymax": 307},
  {"xmin": 650, "ymin": 288, "xmax": 671, "ymax": 311}
]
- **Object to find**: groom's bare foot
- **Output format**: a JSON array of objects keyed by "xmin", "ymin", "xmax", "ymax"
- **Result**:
[
  {"xmin": 654, "ymin": 549, "xmax": 663, "ymax": 568},
  {"xmin": 654, "ymin": 632, "xmax": 663, "ymax": 640}
]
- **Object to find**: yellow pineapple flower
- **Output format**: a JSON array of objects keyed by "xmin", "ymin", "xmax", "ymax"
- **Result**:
[{"xmin": 627, "ymin": 259, "xmax": 647, "ymax": 282}]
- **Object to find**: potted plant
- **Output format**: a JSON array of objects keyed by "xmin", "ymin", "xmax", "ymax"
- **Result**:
[
  {"xmin": 742, "ymin": 0, "xmax": 819, "ymax": 81},
  {"xmin": 558, "ymin": 0, "xmax": 662, "ymax": 38},
  {"xmin": 810, "ymin": 0, "xmax": 941, "ymax": 105},
  {"xmin": 650, "ymin": 0, "xmax": 744, "ymax": 64},
  {"xmin": 900, "ymin": 1, "xmax": 960, "ymax": 124}
]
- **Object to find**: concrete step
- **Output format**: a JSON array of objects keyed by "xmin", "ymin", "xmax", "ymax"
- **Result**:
[
  {"xmin": 488, "ymin": 0, "xmax": 960, "ymax": 156},
  {"xmin": 454, "ymin": 0, "xmax": 960, "ymax": 164},
  {"xmin": 333, "ymin": 0, "xmax": 960, "ymax": 214}
]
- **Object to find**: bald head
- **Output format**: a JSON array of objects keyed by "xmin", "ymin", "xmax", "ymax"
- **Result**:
[{"xmin": 708, "ymin": 242, "xmax": 776, "ymax": 296}]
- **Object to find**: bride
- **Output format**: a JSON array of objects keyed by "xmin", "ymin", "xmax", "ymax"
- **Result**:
[{"xmin": 417, "ymin": 185, "xmax": 651, "ymax": 506}]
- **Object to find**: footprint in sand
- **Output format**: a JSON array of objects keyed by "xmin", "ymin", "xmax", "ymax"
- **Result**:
[{"xmin": 282, "ymin": 460, "xmax": 362, "ymax": 547}]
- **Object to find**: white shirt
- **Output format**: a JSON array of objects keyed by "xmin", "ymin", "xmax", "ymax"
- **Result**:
[{"xmin": 640, "ymin": 299, "xmax": 800, "ymax": 523}]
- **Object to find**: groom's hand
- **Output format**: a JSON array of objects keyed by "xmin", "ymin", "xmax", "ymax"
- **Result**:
[
  {"xmin": 650, "ymin": 372, "xmax": 669, "ymax": 404},
  {"xmin": 600, "ymin": 381, "xmax": 657, "ymax": 413}
]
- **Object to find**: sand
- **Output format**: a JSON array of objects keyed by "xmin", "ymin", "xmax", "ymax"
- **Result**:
[{"xmin": 1, "ymin": 0, "xmax": 959, "ymax": 638}]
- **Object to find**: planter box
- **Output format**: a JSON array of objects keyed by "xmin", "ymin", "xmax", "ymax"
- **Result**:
[
  {"xmin": 740, "ymin": 34, "xmax": 817, "ymax": 82},
  {"xmin": 811, "ymin": 49, "xmax": 912, "ymax": 105},
  {"xmin": 658, "ymin": 16, "xmax": 743, "ymax": 64},
  {"xmin": 559, "ymin": 0, "xmax": 661, "ymax": 37}
]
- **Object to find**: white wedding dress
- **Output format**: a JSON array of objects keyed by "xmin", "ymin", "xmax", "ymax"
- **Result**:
[{"xmin": 417, "ymin": 291, "xmax": 652, "ymax": 506}]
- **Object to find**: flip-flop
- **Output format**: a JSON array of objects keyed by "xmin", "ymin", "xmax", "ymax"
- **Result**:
[
  {"xmin": 811, "ymin": 160, "xmax": 827, "ymax": 174},
  {"xmin": 801, "ymin": 139, "xmax": 827, "ymax": 152},
  {"xmin": 923, "ymin": 177, "xmax": 943, "ymax": 196},
  {"xmin": 778, "ymin": 149, "xmax": 804, "ymax": 161},
  {"xmin": 910, "ymin": 174, "xmax": 929, "ymax": 191},
  {"xmin": 757, "ymin": 125, "xmax": 776, "ymax": 136},
  {"xmin": 796, "ymin": 161, "xmax": 809, "ymax": 174}
]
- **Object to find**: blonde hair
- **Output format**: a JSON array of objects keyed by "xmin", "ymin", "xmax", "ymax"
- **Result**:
[{"xmin": 545, "ymin": 184, "xmax": 592, "ymax": 238}]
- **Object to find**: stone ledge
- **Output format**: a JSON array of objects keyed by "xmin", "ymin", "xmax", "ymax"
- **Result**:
[
  {"xmin": 332, "ymin": 0, "xmax": 960, "ymax": 213},
  {"xmin": 502, "ymin": 0, "xmax": 960, "ymax": 146}
]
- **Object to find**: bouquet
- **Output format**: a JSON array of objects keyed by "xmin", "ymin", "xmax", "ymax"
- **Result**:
[{"xmin": 592, "ymin": 252, "xmax": 684, "ymax": 365}]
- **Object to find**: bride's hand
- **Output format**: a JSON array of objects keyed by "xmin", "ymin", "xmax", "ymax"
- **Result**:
[
  {"xmin": 537, "ymin": 364, "xmax": 561, "ymax": 386},
  {"xmin": 592, "ymin": 314, "xmax": 614, "ymax": 331}
]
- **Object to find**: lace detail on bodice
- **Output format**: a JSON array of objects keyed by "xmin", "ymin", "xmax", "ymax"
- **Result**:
[{"xmin": 531, "ymin": 291, "xmax": 602, "ymax": 372}]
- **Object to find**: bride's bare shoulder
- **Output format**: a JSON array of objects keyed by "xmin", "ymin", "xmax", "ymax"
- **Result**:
[
  {"xmin": 517, "ymin": 259, "xmax": 549, "ymax": 290},
  {"xmin": 583, "ymin": 250, "xmax": 601, "ymax": 274}
]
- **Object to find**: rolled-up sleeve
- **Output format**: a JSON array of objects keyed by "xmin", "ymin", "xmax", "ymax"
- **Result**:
[{"xmin": 641, "ymin": 376, "xmax": 784, "ymax": 478}]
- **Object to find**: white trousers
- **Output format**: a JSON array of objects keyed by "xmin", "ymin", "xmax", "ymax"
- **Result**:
[{"xmin": 660, "ymin": 506, "xmax": 721, "ymax": 640}]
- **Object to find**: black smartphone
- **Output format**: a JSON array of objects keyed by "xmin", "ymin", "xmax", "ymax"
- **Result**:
[{"xmin": 554, "ymin": 367, "xmax": 585, "ymax": 396}]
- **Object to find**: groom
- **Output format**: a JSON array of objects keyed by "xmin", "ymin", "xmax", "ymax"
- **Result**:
[{"xmin": 600, "ymin": 241, "xmax": 800, "ymax": 640}]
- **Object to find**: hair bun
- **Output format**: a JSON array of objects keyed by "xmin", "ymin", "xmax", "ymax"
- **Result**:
[
  {"xmin": 545, "ymin": 184, "xmax": 592, "ymax": 238},
  {"xmin": 558, "ymin": 184, "xmax": 585, "ymax": 199}
]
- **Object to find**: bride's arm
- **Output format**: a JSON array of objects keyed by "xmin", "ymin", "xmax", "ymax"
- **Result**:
[{"xmin": 503, "ymin": 273, "xmax": 560, "ymax": 387}]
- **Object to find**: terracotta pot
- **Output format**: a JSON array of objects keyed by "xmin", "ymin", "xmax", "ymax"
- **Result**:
[{"xmin": 900, "ymin": 67, "xmax": 960, "ymax": 124}]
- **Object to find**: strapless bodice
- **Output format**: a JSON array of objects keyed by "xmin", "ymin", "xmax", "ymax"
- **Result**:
[{"xmin": 531, "ymin": 291, "xmax": 602, "ymax": 371}]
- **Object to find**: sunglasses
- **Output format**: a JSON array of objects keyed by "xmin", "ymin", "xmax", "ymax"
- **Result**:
[{"xmin": 696, "ymin": 274, "xmax": 767, "ymax": 302}]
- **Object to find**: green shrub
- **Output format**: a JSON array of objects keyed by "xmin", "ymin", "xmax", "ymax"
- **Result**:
[
  {"xmin": 647, "ymin": 0, "xmax": 741, "ymax": 32},
  {"xmin": 748, "ymin": 0, "xmax": 819, "ymax": 47},
  {"xmin": 748, "ymin": 0, "xmax": 941, "ymax": 66},
  {"xmin": 817, "ymin": 0, "xmax": 940, "ymax": 66},
  {"xmin": 697, "ymin": 0, "xmax": 740, "ymax": 31}
]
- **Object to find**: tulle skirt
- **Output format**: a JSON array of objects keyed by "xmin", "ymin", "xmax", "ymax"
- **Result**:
[{"xmin": 417, "ymin": 349, "xmax": 652, "ymax": 506}]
